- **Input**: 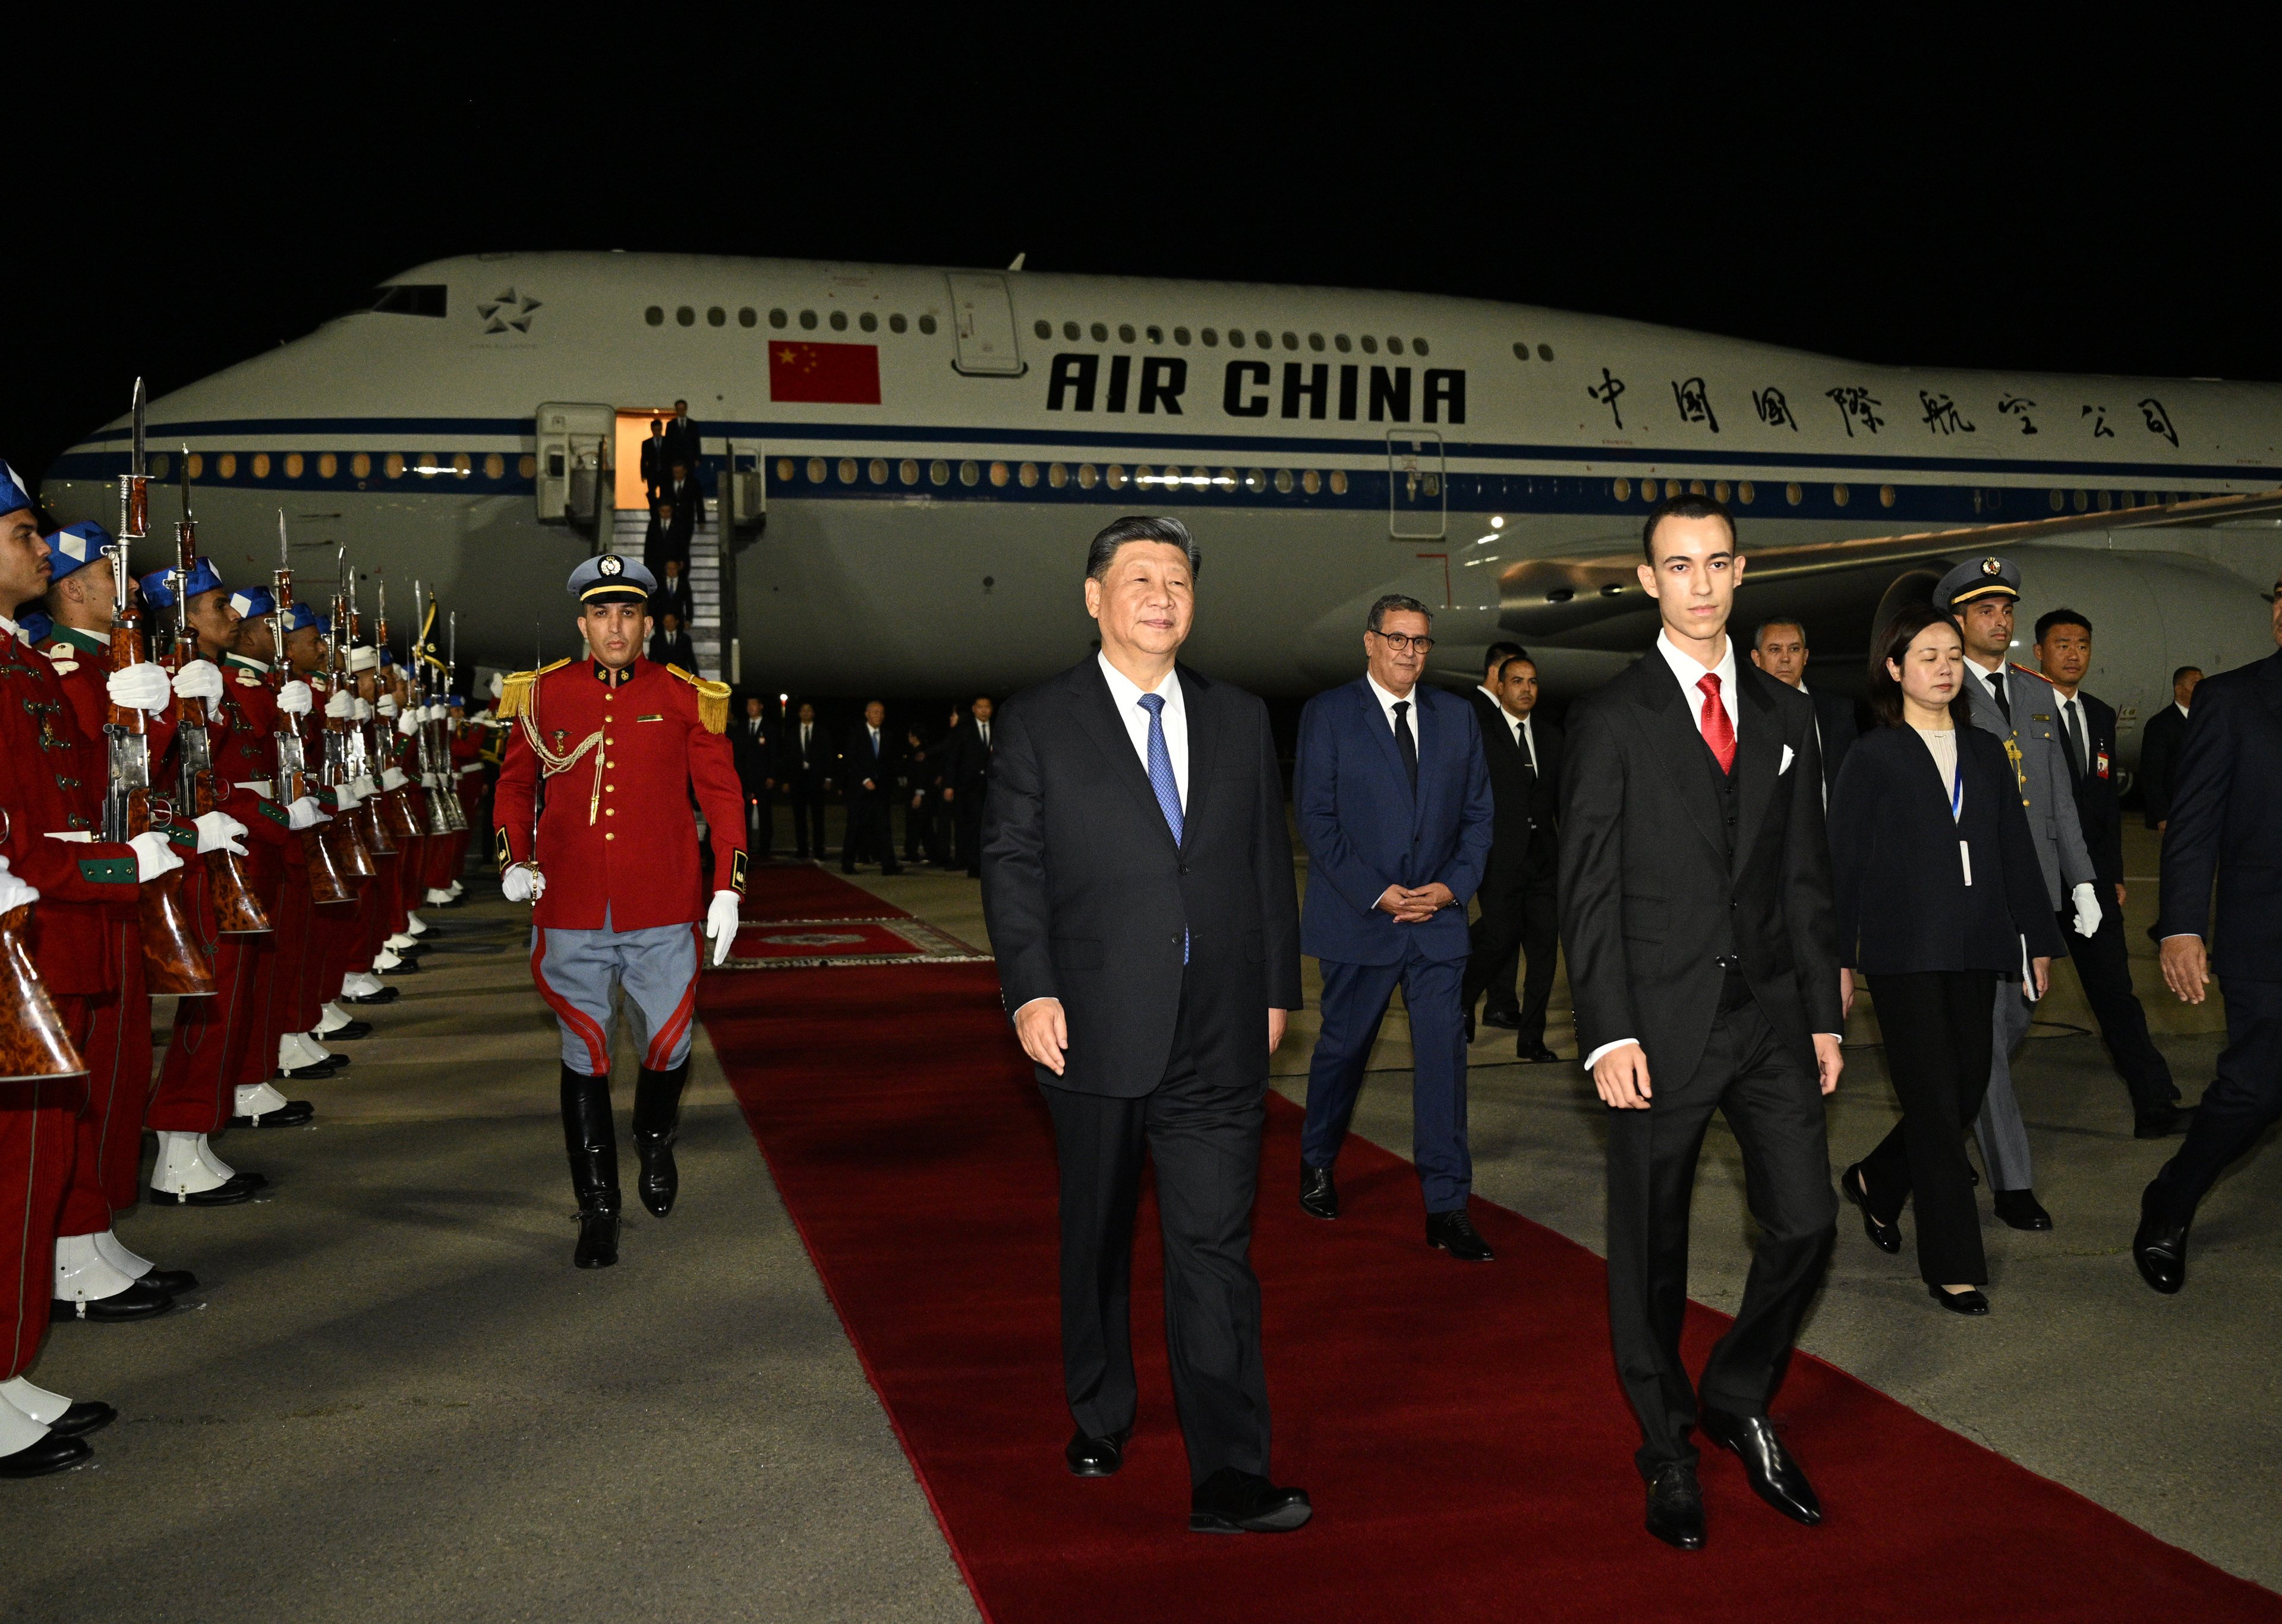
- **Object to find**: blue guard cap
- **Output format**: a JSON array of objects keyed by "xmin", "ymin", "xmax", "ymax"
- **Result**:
[
  {"xmin": 281, "ymin": 600, "xmax": 323, "ymax": 635},
  {"xmin": 567, "ymin": 552, "xmax": 657, "ymax": 606},
  {"xmin": 0, "ymin": 459, "xmax": 33, "ymax": 521},
  {"xmin": 44, "ymin": 521, "xmax": 111, "ymax": 581},
  {"xmin": 18, "ymin": 608, "xmax": 53, "ymax": 644},
  {"xmin": 228, "ymin": 585, "xmax": 277, "ymax": 621},
  {"xmin": 139, "ymin": 557, "xmax": 226, "ymax": 610}
]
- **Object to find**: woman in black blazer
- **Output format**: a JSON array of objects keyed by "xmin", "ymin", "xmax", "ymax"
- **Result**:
[{"xmin": 1827, "ymin": 604, "xmax": 2064, "ymax": 1314}]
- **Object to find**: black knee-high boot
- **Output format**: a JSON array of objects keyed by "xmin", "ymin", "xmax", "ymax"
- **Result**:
[
  {"xmin": 631, "ymin": 1060, "xmax": 690, "ymax": 1218},
  {"xmin": 560, "ymin": 1065, "xmax": 621, "ymax": 1268}
]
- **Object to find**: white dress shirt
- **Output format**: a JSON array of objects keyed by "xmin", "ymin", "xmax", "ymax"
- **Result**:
[
  {"xmin": 1499, "ymin": 705, "xmax": 1538, "ymax": 772},
  {"xmin": 2057, "ymin": 692, "xmax": 2089, "ymax": 773},
  {"xmin": 1365, "ymin": 673, "xmax": 1423, "ymax": 749},
  {"xmin": 1098, "ymin": 652, "xmax": 1188, "ymax": 812}
]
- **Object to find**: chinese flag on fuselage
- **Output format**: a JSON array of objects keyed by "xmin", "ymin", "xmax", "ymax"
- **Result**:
[{"xmin": 769, "ymin": 341, "xmax": 881, "ymax": 405}]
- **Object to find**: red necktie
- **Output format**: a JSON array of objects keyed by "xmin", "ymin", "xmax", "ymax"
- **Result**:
[{"xmin": 1697, "ymin": 673, "xmax": 1736, "ymax": 772}]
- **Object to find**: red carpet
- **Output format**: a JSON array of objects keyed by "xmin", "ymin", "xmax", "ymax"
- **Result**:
[
  {"xmin": 737, "ymin": 862, "xmax": 910, "ymax": 923},
  {"xmin": 697, "ymin": 872, "xmax": 2281, "ymax": 1624}
]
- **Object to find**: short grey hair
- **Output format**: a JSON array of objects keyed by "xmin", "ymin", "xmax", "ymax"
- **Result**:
[
  {"xmin": 1366, "ymin": 593, "xmax": 1433, "ymax": 632},
  {"xmin": 1086, "ymin": 515, "xmax": 1203, "ymax": 584}
]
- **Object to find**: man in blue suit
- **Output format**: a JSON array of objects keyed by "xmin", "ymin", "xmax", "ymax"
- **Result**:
[{"xmin": 1294, "ymin": 594, "xmax": 1496, "ymax": 1260}]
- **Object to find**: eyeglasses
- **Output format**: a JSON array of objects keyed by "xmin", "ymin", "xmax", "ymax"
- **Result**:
[{"xmin": 1370, "ymin": 631, "xmax": 1436, "ymax": 653}]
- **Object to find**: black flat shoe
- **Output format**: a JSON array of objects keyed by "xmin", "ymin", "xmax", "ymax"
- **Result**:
[
  {"xmin": 338, "ymin": 986, "xmax": 401, "ymax": 1005},
  {"xmin": 149, "ymin": 1174, "xmax": 260, "ymax": 1207},
  {"xmin": 1992, "ymin": 1189, "xmax": 2052, "ymax": 1231},
  {"xmin": 1426, "ymin": 1207, "xmax": 1495, "ymax": 1262},
  {"xmin": 1928, "ymin": 1284, "xmax": 1990, "ymax": 1315},
  {"xmin": 1840, "ymin": 1163, "xmax": 1903, "ymax": 1255},
  {"xmin": 374, "ymin": 956, "xmax": 421, "ymax": 976},
  {"xmin": 309, "ymin": 1052, "xmax": 349, "ymax": 1070},
  {"xmin": 1516, "ymin": 1042, "xmax": 1561, "ymax": 1064},
  {"xmin": 317, "ymin": 1021, "xmax": 373, "ymax": 1040},
  {"xmin": 46, "ymin": 1400, "xmax": 116, "ymax": 1439},
  {"xmin": 51, "ymin": 1280, "xmax": 174, "ymax": 1323},
  {"xmin": 1481, "ymin": 1009, "xmax": 1523, "ymax": 1030},
  {"xmin": 275, "ymin": 1061, "xmax": 339, "ymax": 1082},
  {"xmin": 2132, "ymin": 1180, "xmax": 2190, "ymax": 1295},
  {"xmin": 1299, "ymin": 1165, "xmax": 1338, "ymax": 1221},
  {"xmin": 1064, "ymin": 1427, "xmax": 1129, "ymax": 1477},
  {"xmin": 1645, "ymin": 1461, "xmax": 1705, "ymax": 1550},
  {"xmin": 0, "ymin": 1434, "xmax": 91, "ymax": 1478},
  {"xmin": 231, "ymin": 1100, "xmax": 315, "ymax": 1130},
  {"xmin": 140, "ymin": 1267, "xmax": 198, "ymax": 1294},
  {"xmin": 1189, "ymin": 1467, "xmax": 1312, "ymax": 1534},
  {"xmin": 2134, "ymin": 1104, "xmax": 2192, "ymax": 1139},
  {"xmin": 1699, "ymin": 1408, "xmax": 1821, "ymax": 1525}
]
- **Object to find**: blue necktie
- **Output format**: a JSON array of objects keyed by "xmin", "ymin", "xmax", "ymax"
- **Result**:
[{"xmin": 1138, "ymin": 692, "xmax": 1187, "ymax": 963}]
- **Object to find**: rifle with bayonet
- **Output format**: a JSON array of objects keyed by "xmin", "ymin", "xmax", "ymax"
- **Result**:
[
  {"xmin": 440, "ymin": 608, "xmax": 470, "ymax": 831},
  {"xmin": 411, "ymin": 584, "xmax": 452, "ymax": 835},
  {"xmin": 369, "ymin": 575, "xmax": 427, "ymax": 845},
  {"xmin": 339, "ymin": 563, "xmax": 396, "ymax": 862},
  {"xmin": 100, "ymin": 385, "xmax": 213, "ymax": 996},
  {"xmin": 165, "ymin": 449, "xmax": 269, "ymax": 935},
  {"xmin": 271, "ymin": 513, "xmax": 355, "ymax": 904},
  {"xmin": 315, "ymin": 553, "xmax": 376, "ymax": 881}
]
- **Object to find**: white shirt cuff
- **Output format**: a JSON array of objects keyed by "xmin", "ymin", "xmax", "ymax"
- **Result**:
[
  {"xmin": 1012, "ymin": 996, "xmax": 1058, "ymax": 1020},
  {"xmin": 1581, "ymin": 1039, "xmax": 1636, "ymax": 1071}
]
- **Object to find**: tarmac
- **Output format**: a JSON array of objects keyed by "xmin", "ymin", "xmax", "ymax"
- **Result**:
[{"xmin": 6, "ymin": 821, "xmax": 2274, "ymax": 1620}]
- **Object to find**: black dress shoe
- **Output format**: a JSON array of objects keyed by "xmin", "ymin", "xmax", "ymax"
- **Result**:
[
  {"xmin": 150, "ymin": 1174, "xmax": 260, "ymax": 1207},
  {"xmin": 338, "ymin": 986, "xmax": 401, "ymax": 1005},
  {"xmin": 1644, "ymin": 1461, "xmax": 1705, "ymax": 1550},
  {"xmin": 1298, "ymin": 1165, "xmax": 1338, "ymax": 1221},
  {"xmin": 231, "ymin": 1099, "xmax": 316, "ymax": 1129},
  {"xmin": 2134, "ymin": 1103, "xmax": 2192, "ymax": 1140},
  {"xmin": 310, "ymin": 1052, "xmax": 349, "ymax": 1070},
  {"xmin": 1840, "ymin": 1163, "xmax": 1903, "ymax": 1255},
  {"xmin": 1064, "ymin": 1427, "xmax": 1129, "ymax": 1477},
  {"xmin": 1515, "ymin": 1041, "xmax": 1560, "ymax": 1064},
  {"xmin": 1928, "ymin": 1284, "xmax": 1991, "ymax": 1315},
  {"xmin": 375, "ymin": 955, "xmax": 421, "ymax": 976},
  {"xmin": 319, "ymin": 1021, "xmax": 373, "ymax": 1040},
  {"xmin": 51, "ymin": 1279, "xmax": 173, "ymax": 1323},
  {"xmin": 0, "ymin": 1433, "xmax": 92, "ymax": 1478},
  {"xmin": 140, "ymin": 1267, "xmax": 198, "ymax": 1295},
  {"xmin": 1426, "ymin": 1207, "xmax": 1495, "ymax": 1262},
  {"xmin": 46, "ymin": 1400, "xmax": 116, "ymax": 1439},
  {"xmin": 2132, "ymin": 1180, "xmax": 2190, "ymax": 1295},
  {"xmin": 275, "ymin": 1061, "xmax": 339, "ymax": 1081},
  {"xmin": 1481, "ymin": 1008, "xmax": 1523, "ymax": 1030},
  {"xmin": 1189, "ymin": 1467, "xmax": 1312, "ymax": 1534},
  {"xmin": 1699, "ymin": 1408, "xmax": 1821, "ymax": 1525},
  {"xmin": 1991, "ymin": 1188, "xmax": 2052, "ymax": 1231}
]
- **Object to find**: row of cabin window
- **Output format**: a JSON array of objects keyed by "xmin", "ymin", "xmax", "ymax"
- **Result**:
[
  {"xmin": 644, "ymin": 305, "xmax": 943, "ymax": 335},
  {"xmin": 776, "ymin": 456, "xmax": 1355, "ymax": 496},
  {"xmin": 1031, "ymin": 320, "xmax": 1444, "ymax": 358},
  {"xmin": 160, "ymin": 451, "xmax": 532, "ymax": 483},
  {"xmin": 1613, "ymin": 477, "xmax": 2220, "ymax": 511}
]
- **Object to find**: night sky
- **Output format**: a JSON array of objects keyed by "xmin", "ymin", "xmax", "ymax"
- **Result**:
[{"xmin": 11, "ymin": 37, "xmax": 2272, "ymax": 487}]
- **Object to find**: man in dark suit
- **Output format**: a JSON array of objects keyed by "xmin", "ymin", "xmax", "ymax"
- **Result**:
[
  {"xmin": 840, "ymin": 701, "xmax": 902, "ymax": 875},
  {"xmin": 2137, "ymin": 566, "xmax": 2282, "ymax": 1294},
  {"xmin": 732, "ymin": 695, "xmax": 774, "ymax": 856},
  {"xmin": 982, "ymin": 514, "xmax": 1309, "ymax": 1534},
  {"xmin": 778, "ymin": 701, "xmax": 832, "ymax": 861},
  {"xmin": 649, "ymin": 557, "xmax": 693, "ymax": 629},
  {"xmin": 647, "ymin": 611, "xmax": 698, "ymax": 672},
  {"xmin": 1464, "ymin": 641, "xmax": 1529, "ymax": 1028},
  {"xmin": 662, "ymin": 399, "xmax": 701, "ymax": 474},
  {"xmin": 2138, "ymin": 664, "xmax": 2201, "ymax": 828},
  {"xmin": 1294, "ymin": 595, "xmax": 1495, "ymax": 1259},
  {"xmin": 1561, "ymin": 494, "xmax": 1844, "ymax": 1552},
  {"xmin": 655, "ymin": 462, "xmax": 701, "ymax": 571},
  {"xmin": 944, "ymin": 695, "xmax": 997, "ymax": 876},
  {"xmin": 639, "ymin": 416, "xmax": 669, "ymax": 510},
  {"xmin": 1461, "ymin": 651, "xmax": 1565, "ymax": 1061},
  {"xmin": 2034, "ymin": 609, "xmax": 2183, "ymax": 1136},
  {"xmin": 1748, "ymin": 617, "xmax": 1858, "ymax": 796}
]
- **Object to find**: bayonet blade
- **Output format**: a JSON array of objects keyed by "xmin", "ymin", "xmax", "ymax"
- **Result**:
[{"xmin": 130, "ymin": 378, "xmax": 146, "ymax": 478}]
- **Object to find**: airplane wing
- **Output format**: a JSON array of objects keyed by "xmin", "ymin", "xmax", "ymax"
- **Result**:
[{"xmin": 1499, "ymin": 487, "xmax": 2282, "ymax": 637}]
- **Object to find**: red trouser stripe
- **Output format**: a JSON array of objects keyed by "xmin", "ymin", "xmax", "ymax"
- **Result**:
[
  {"xmin": 642, "ymin": 950, "xmax": 701, "ymax": 1071},
  {"xmin": 529, "ymin": 934, "xmax": 610, "ymax": 1075},
  {"xmin": 0, "ymin": 1080, "xmax": 75, "ymax": 1380}
]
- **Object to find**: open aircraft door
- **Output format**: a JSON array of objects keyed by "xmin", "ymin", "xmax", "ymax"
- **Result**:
[
  {"xmin": 945, "ymin": 274, "xmax": 1025, "ymax": 377},
  {"xmin": 535, "ymin": 402, "xmax": 615, "ymax": 535},
  {"xmin": 1388, "ymin": 431, "xmax": 1445, "ymax": 539}
]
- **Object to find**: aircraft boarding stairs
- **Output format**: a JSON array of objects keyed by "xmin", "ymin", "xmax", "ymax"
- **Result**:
[{"xmin": 607, "ymin": 505, "xmax": 727, "ymax": 683}]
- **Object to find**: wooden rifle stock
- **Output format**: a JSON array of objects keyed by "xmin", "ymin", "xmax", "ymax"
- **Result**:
[{"xmin": 0, "ymin": 904, "xmax": 91, "ymax": 1080}]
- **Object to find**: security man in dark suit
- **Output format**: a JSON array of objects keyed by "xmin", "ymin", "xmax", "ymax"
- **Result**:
[
  {"xmin": 778, "ymin": 701, "xmax": 832, "ymax": 861},
  {"xmin": 982, "ymin": 514, "xmax": 1309, "ymax": 1534},
  {"xmin": 1561, "ymin": 493, "xmax": 1843, "ymax": 1551},
  {"xmin": 1464, "ymin": 641, "xmax": 1530, "ymax": 1027},
  {"xmin": 731, "ymin": 695, "xmax": 774, "ymax": 855},
  {"xmin": 662, "ymin": 400, "xmax": 701, "ymax": 473},
  {"xmin": 1749, "ymin": 617, "xmax": 1859, "ymax": 796},
  {"xmin": 638, "ymin": 417, "xmax": 668, "ymax": 509},
  {"xmin": 2136, "ymin": 563, "xmax": 2282, "ymax": 1294},
  {"xmin": 2032, "ymin": 609, "xmax": 2183, "ymax": 1136},
  {"xmin": 2138, "ymin": 665, "xmax": 2200, "ymax": 828},
  {"xmin": 1461, "ymin": 652, "xmax": 1565, "ymax": 1061},
  {"xmin": 840, "ymin": 700, "xmax": 902, "ymax": 874},
  {"xmin": 656, "ymin": 462, "xmax": 700, "ymax": 571},
  {"xmin": 944, "ymin": 695, "xmax": 997, "ymax": 876}
]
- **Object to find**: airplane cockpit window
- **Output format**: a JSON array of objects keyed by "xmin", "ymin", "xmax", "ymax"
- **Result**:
[{"xmin": 370, "ymin": 284, "xmax": 447, "ymax": 317}]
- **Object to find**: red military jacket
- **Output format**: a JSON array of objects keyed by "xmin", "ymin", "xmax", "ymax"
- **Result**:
[
  {"xmin": 0, "ymin": 624, "xmax": 141, "ymax": 993},
  {"xmin": 219, "ymin": 655, "xmax": 307, "ymax": 862},
  {"xmin": 42, "ymin": 622, "xmax": 192, "ymax": 933},
  {"xmin": 494, "ymin": 655, "xmax": 746, "ymax": 931}
]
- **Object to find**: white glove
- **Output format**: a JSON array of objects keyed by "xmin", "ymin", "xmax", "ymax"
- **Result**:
[
  {"xmin": 193, "ymin": 811, "xmax": 250, "ymax": 857},
  {"xmin": 376, "ymin": 695, "xmax": 399, "ymax": 717},
  {"xmin": 172, "ymin": 659, "xmax": 224, "ymax": 702},
  {"xmin": 489, "ymin": 673, "xmax": 505, "ymax": 699},
  {"xmin": 2070, "ymin": 881, "xmax": 2104, "ymax": 938},
  {"xmin": 106, "ymin": 661, "xmax": 172, "ymax": 712},
  {"xmin": 130, "ymin": 829, "xmax": 185, "ymax": 882},
  {"xmin": 382, "ymin": 767, "xmax": 409, "ymax": 791},
  {"xmin": 421, "ymin": 772, "xmax": 442, "ymax": 790},
  {"xmin": 428, "ymin": 703, "xmax": 448, "ymax": 723},
  {"xmin": 704, "ymin": 888, "xmax": 743, "ymax": 967},
  {"xmin": 0, "ymin": 856, "xmax": 38, "ymax": 917},
  {"xmin": 352, "ymin": 699, "xmax": 373, "ymax": 721},
  {"xmin": 397, "ymin": 711, "xmax": 419, "ymax": 737},
  {"xmin": 501, "ymin": 863, "xmax": 544, "ymax": 903},
  {"xmin": 325, "ymin": 689, "xmax": 352, "ymax": 719},
  {"xmin": 333, "ymin": 781, "xmax": 361, "ymax": 809},
  {"xmin": 287, "ymin": 796, "xmax": 328, "ymax": 830},
  {"xmin": 277, "ymin": 680, "xmax": 313, "ymax": 716},
  {"xmin": 352, "ymin": 774, "xmax": 379, "ymax": 799}
]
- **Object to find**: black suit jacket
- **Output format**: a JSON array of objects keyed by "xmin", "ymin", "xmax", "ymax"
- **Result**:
[
  {"xmin": 1808, "ymin": 688, "xmax": 1859, "ymax": 794},
  {"xmin": 2157, "ymin": 648, "xmax": 2282, "ymax": 979},
  {"xmin": 648, "ymin": 579, "xmax": 692, "ymax": 628},
  {"xmin": 1829, "ymin": 727, "xmax": 2064, "ymax": 975},
  {"xmin": 1559, "ymin": 654, "xmax": 1842, "ymax": 1086},
  {"xmin": 660, "ymin": 478, "xmax": 701, "ymax": 545},
  {"xmin": 777, "ymin": 722, "xmax": 833, "ymax": 791},
  {"xmin": 2054, "ymin": 689, "xmax": 2125, "ymax": 887},
  {"xmin": 842, "ymin": 724, "xmax": 900, "ymax": 800},
  {"xmin": 639, "ymin": 433, "xmax": 668, "ymax": 496},
  {"xmin": 1479, "ymin": 704, "xmax": 1562, "ymax": 872},
  {"xmin": 662, "ymin": 418, "xmax": 701, "ymax": 474},
  {"xmin": 647, "ymin": 629, "xmax": 697, "ymax": 670},
  {"xmin": 982, "ymin": 658, "xmax": 1303, "ymax": 1098},
  {"xmin": 2139, "ymin": 701, "xmax": 2189, "ymax": 828},
  {"xmin": 947, "ymin": 715, "xmax": 997, "ymax": 799},
  {"xmin": 730, "ymin": 716, "xmax": 772, "ymax": 796}
]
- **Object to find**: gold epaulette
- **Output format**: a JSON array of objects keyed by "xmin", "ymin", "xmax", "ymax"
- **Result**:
[
  {"xmin": 666, "ymin": 663, "xmax": 732, "ymax": 733},
  {"xmin": 497, "ymin": 657, "xmax": 572, "ymax": 721}
]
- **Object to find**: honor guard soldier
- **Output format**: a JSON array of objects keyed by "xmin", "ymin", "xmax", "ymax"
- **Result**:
[{"xmin": 493, "ymin": 553, "xmax": 747, "ymax": 1269}]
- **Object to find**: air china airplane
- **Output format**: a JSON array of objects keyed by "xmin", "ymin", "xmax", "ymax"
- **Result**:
[{"xmin": 40, "ymin": 250, "xmax": 2282, "ymax": 759}]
